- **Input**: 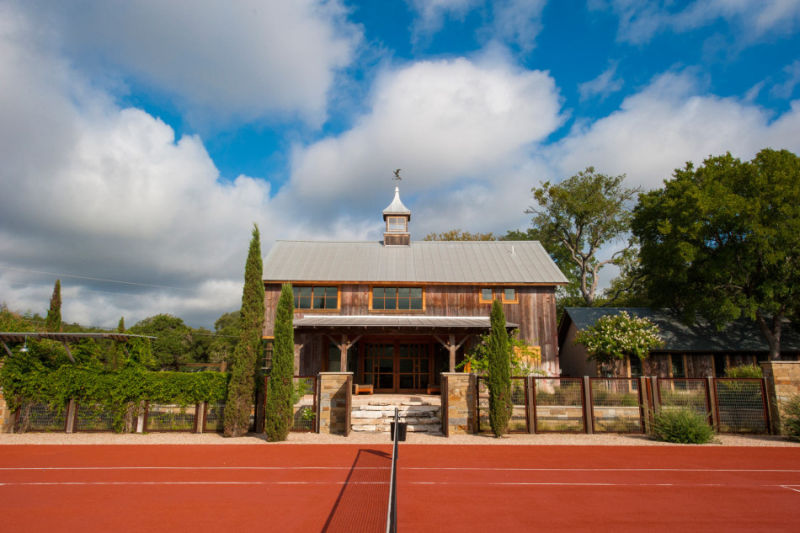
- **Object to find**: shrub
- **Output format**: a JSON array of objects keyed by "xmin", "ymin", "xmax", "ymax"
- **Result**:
[
  {"xmin": 651, "ymin": 407, "xmax": 714, "ymax": 444},
  {"xmin": 487, "ymin": 300, "xmax": 511, "ymax": 437},
  {"xmin": 264, "ymin": 283, "xmax": 295, "ymax": 441},
  {"xmin": 724, "ymin": 364, "xmax": 762, "ymax": 379},
  {"xmin": 784, "ymin": 395, "xmax": 800, "ymax": 441}
]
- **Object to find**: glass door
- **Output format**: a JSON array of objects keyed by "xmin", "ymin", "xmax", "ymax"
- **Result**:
[
  {"xmin": 397, "ymin": 343, "xmax": 430, "ymax": 392},
  {"xmin": 363, "ymin": 343, "xmax": 394, "ymax": 391}
]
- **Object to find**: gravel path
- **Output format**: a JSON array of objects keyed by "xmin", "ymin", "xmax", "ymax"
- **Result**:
[{"xmin": 1, "ymin": 431, "xmax": 797, "ymax": 446}]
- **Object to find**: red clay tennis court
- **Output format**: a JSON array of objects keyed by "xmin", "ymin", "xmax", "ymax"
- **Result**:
[{"xmin": 1, "ymin": 444, "xmax": 798, "ymax": 532}]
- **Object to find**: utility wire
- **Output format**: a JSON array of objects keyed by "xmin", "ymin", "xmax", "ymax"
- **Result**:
[{"xmin": 0, "ymin": 263, "xmax": 196, "ymax": 292}]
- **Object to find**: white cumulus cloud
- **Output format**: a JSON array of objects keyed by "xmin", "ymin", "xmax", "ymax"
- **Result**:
[{"xmin": 12, "ymin": 0, "xmax": 361, "ymax": 126}]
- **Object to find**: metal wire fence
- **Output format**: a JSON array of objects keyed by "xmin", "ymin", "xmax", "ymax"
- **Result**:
[
  {"xmin": 204, "ymin": 402, "xmax": 225, "ymax": 432},
  {"xmin": 590, "ymin": 378, "xmax": 644, "ymax": 433},
  {"xmin": 17, "ymin": 402, "xmax": 67, "ymax": 432},
  {"xmin": 532, "ymin": 377, "xmax": 586, "ymax": 433},
  {"xmin": 144, "ymin": 403, "xmax": 197, "ymax": 432},
  {"xmin": 74, "ymin": 403, "xmax": 115, "ymax": 432},
  {"xmin": 656, "ymin": 378, "xmax": 711, "ymax": 420},
  {"xmin": 292, "ymin": 376, "xmax": 317, "ymax": 432},
  {"xmin": 714, "ymin": 378, "xmax": 769, "ymax": 433},
  {"xmin": 476, "ymin": 376, "xmax": 529, "ymax": 433}
]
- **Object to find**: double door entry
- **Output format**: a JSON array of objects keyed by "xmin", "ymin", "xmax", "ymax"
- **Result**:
[{"xmin": 361, "ymin": 341, "xmax": 432, "ymax": 393}]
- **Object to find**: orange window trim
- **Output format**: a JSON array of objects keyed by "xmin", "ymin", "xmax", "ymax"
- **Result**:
[
  {"xmin": 292, "ymin": 285, "xmax": 341, "ymax": 311},
  {"xmin": 478, "ymin": 288, "xmax": 494, "ymax": 304},
  {"xmin": 368, "ymin": 285, "xmax": 426, "ymax": 312}
]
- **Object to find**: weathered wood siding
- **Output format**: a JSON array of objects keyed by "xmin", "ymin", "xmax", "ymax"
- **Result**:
[{"xmin": 263, "ymin": 283, "xmax": 561, "ymax": 374}]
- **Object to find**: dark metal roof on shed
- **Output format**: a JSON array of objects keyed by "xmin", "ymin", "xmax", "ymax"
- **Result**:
[
  {"xmin": 560, "ymin": 307, "xmax": 800, "ymax": 353},
  {"xmin": 263, "ymin": 240, "xmax": 568, "ymax": 284}
]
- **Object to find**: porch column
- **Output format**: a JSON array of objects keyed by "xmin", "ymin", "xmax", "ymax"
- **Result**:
[
  {"xmin": 327, "ymin": 334, "xmax": 362, "ymax": 373},
  {"xmin": 340, "ymin": 335, "xmax": 347, "ymax": 372},
  {"xmin": 434, "ymin": 334, "xmax": 471, "ymax": 372},
  {"xmin": 448, "ymin": 334, "xmax": 456, "ymax": 372}
]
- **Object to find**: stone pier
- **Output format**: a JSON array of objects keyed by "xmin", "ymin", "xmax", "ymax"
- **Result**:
[
  {"xmin": 317, "ymin": 372, "xmax": 352, "ymax": 435},
  {"xmin": 442, "ymin": 372, "xmax": 477, "ymax": 435}
]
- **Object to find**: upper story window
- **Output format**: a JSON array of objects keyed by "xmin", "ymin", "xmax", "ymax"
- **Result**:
[
  {"xmin": 293, "ymin": 286, "xmax": 338, "ymax": 310},
  {"xmin": 372, "ymin": 287, "xmax": 423, "ymax": 310},
  {"xmin": 386, "ymin": 216, "xmax": 407, "ymax": 232},
  {"xmin": 479, "ymin": 287, "xmax": 518, "ymax": 304},
  {"xmin": 502, "ymin": 288, "xmax": 517, "ymax": 303}
]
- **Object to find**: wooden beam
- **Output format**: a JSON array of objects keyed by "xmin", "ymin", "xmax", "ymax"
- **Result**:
[
  {"xmin": 433, "ymin": 335, "xmax": 448, "ymax": 349},
  {"xmin": 61, "ymin": 341, "xmax": 76, "ymax": 363},
  {"xmin": 448, "ymin": 334, "xmax": 456, "ymax": 372},
  {"xmin": 1, "ymin": 340, "xmax": 12, "ymax": 357}
]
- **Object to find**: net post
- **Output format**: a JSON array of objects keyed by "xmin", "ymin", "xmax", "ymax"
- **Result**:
[{"xmin": 386, "ymin": 407, "xmax": 399, "ymax": 533}]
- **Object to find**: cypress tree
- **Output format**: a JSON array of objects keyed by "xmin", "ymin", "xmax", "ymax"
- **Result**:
[
  {"xmin": 117, "ymin": 317, "xmax": 125, "ymax": 332},
  {"xmin": 487, "ymin": 299, "xmax": 511, "ymax": 437},
  {"xmin": 223, "ymin": 225, "xmax": 265, "ymax": 437},
  {"xmin": 45, "ymin": 279, "xmax": 62, "ymax": 332},
  {"xmin": 264, "ymin": 283, "xmax": 294, "ymax": 441}
]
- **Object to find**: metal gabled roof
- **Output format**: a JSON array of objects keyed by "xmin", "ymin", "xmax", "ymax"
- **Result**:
[{"xmin": 263, "ymin": 240, "xmax": 568, "ymax": 284}]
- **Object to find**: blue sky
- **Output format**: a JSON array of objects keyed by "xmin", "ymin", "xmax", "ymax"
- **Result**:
[{"xmin": 1, "ymin": 0, "xmax": 799, "ymax": 328}]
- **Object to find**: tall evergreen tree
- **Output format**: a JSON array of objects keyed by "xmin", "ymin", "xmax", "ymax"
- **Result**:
[
  {"xmin": 487, "ymin": 299, "xmax": 512, "ymax": 437},
  {"xmin": 45, "ymin": 279, "xmax": 62, "ymax": 332},
  {"xmin": 264, "ymin": 283, "xmax": 295, "ymax": 441},
  {"xmin": 117, "ymin": 317, "xmax": 125, "ymax": 332},
  {"xmin": 223, "ymin": 225, "xmax": 265, "ymax": 437}
]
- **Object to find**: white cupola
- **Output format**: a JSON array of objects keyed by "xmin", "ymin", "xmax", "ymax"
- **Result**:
[{"xmin": 382, "ymin": 186, "xmax": 411, "ymax": 245}]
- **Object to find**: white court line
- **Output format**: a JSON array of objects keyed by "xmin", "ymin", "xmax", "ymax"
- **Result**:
[
  {"xmin": 0, "ymin": 481, "xmax": 385, "ymax": 487},
  {"xmin": 0, "ymin": 480, "xmax": 791, "ymax": 489},
  {"xmin": 0, "ymin": 466, "xmax": 385, "ymax": 471},
  {"xmin": 1, "ymin": 466, "xmax": 798, "ymax": 473}
]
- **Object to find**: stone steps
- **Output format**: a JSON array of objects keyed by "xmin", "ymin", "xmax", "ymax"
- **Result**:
[{"xmin": 351, "ymin": 401, "xmax": 442, "ymax": 434}]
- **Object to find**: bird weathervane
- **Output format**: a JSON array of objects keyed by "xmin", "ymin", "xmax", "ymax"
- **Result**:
[{"xmin": 393, "ymin": 168, "xmax": 402, "ymax": 181}]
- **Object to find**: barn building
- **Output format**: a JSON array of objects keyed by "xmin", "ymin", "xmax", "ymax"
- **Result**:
[{"xmin": 261, "ymin": 186, "xmax": 567, "ymax": 394}]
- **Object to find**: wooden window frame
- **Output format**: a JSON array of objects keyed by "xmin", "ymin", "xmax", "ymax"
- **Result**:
[
  {"xmin": 501, "ymin": 287, "xmax": 519, "ymax": 304},
  {"xmin": 369, "ymin": 285, "xmax": 425, "ymax": 313},
  {"xmin": 292, "ymin": 285, "xmax": 340, "ymax": 312},
  {"xmin": 386, "ymin": 216, "xmax": 407, "ymax": 233},
  {"xmin": 478, "ymin": 288, "xmax": 494, "ymax": 304}
]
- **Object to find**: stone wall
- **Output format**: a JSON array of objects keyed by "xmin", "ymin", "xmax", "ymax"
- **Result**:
[
  {"xmin": 317, "ymin": 372, "xmax": 351, "ymax": 435},
  {"xmin": 761, "ymin": 361, "xmax": 800, "ymax": 435},
  {"xmin": 442, "ymin": 372, "xmax": 476, "ymax": 435}
]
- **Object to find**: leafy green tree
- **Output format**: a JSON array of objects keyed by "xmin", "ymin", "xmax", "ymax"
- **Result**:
[
  {"xmin": 575, "ymin": 311, "xmax": 663, "ymax": 376},
  {"xmin": 130, "ymin": 314, "xmax": 191, "ymax": 370},
  {"xmin": 525, "ymin": 167, "xmax": 639, "ymax": 305},
  {"xmin": 487, "ymin": 299, "xmax": 511, "ymax": 437},
  {"xmin": 633, "ymin": 149, "xmax": 800, "ymax": 360},
  {"xmin": 224, "ymin": 225, "xmax": 266, "ymax": 437},
  {"xmin": 209, "ymin": 311, "xmax": 241, "ymax": 367},
  {"xmin": 264, "ymin": 283, "xmax": 294, "ymax": 441},
  {"xmin": 45, "ymin": 279, "xmax": 62, "ymax": 332},
  {"xmin": 424, "ymin": 229, "xmax": 497, "ymax": 241}
]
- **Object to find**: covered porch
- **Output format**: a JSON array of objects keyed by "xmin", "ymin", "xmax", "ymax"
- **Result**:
[{"xmin": 293, "ymin": 315, "xmax": 517, "ymax": 394}]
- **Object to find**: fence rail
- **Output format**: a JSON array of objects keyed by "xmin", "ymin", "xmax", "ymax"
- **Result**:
[
  {"xmin": 8, "ymin": 376, "xmax": 772, "ymax": 436},
  {"xmin": 532, "ymin": 377, "xmax": 586, "ymax": 433}
]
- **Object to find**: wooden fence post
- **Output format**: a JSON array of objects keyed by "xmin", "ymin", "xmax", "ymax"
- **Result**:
[
  {"xmin": 64, "ymin": 400, "xmax": 76, "ymax": 433},
  {"xmin": 582, "ymin": 376, "xmax": 593, "ymax": 434}
]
